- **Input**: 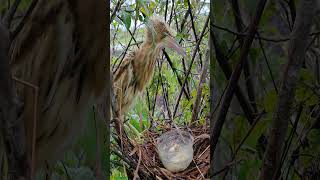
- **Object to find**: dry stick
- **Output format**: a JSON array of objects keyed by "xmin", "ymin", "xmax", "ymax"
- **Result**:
[
  {"xmin": 210, "ymin": 0, "xmax": 267, "ymax": 174},
  {"xmin": 259, "ymin": 0, "xmax": 317, "ymax": 179},
  {"xmin": 133, "ymin": 148, "xmax": 142, "ymax": 180},
  {"xmin": 12, "ymin": 77, "xmax": 38, "ymax": 180},
  {"xmin": 192, "ymin": 159, "xmax": 205, "ymax": 179},
  {"xmin": 173, "ymin": 16, "xmax": 209, "ymax": 118},
  {"xmin": 230, "ymin": 0, "xmax": 258, "ymax": 112},
  {"xmin": 191, "ymin": 50, "xmax": 209, "ymax": 123}
]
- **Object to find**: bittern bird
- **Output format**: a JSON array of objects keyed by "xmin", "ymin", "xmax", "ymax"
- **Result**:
[
  {"xmin": 113, "ymin": 16, "xmax": 185, "ymax": 115},
  {"xmin": 8, "ymin": 0, "xmax": 107, "ymax": 168}
]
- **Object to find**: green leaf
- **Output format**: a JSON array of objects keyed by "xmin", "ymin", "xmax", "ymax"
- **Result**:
[{"xmin": 121, "ymin": 12, "xmax": 132, "ymax": 30}]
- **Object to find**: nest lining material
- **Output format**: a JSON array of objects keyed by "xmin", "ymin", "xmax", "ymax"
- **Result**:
[{"xmin": 117, "ymin": 125, "xmax": 210, "ymax": 179}]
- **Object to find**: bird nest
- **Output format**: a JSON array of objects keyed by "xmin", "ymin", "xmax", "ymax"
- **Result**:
[{"xmin": 115, "ymin": 124, "xmax": 210, "ymax": 179}]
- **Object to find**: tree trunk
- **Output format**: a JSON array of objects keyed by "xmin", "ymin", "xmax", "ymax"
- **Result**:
[{"xmin": 0, "ymin": 20, "xmax": 28, "ymax": 180}]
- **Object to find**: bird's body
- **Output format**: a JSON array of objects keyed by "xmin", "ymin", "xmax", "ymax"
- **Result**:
[
  {"xmin": 113, "ymin": 42, "xmax": 161, "ymax": 113},
  {"xmin": 9, "ymin": 0, "xmax": 107, "ymax": 167},
  {"xmin": 113, "ymin": 16, "xmax": 185, "ymax": 114}
]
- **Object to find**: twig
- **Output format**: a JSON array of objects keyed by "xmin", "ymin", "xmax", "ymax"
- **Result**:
[
  {"xmin": 187, "ymin": 0, "xmax": 203, "ymax": 66},
  {"xmin": 173, "ymin": 16, "xmax": 209, "ymax": 117},
  {"xmin": 212, "ymin": 23, "xmax": 320, "ymax": 43},
  {"xmin": 230, "ymin": 0, "xmax": 258, "ymax": 112},
  {"xmin": 211, "ymin": 30, "xmax": 255, "ymax": 124},
  {"xmin": 110, "ymin": 0, "xmax": 122, "ymax": 22},
  {"xmin": 61, "ymin": 161, "xmax": 71, "ymax": 180},
  {"xmin": 233, "ymin": 111, "xmax": 265, "ymax": 158},
  {"xmin": 256, "ymin": 32, "xmax": 278, "ymax": 93},
  {"xmin": 133, "ymin": 148, "xmax": 142, "ymax": 180},
  {"xmin": 193, "ymin": 159, "xmax": 205, "ymax": 179},
  {"xmin": 191, "ymin": 50, "xmax": 209, "ymax": 123},
  {"xmin": 163, "ymin": 51, "xmax": 190, "ymax": 100}
]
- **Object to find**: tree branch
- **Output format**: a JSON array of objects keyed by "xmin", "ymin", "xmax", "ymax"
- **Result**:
[
  {"xmin": 260, "ymin": 0, "xmax": 317, "ymax": 179},
  {"xmin": 191, "ymin": 50, "xmax": 209, "ymax": 123},
  {"xmin": 230, "ymin": 0, "xmax": 258, "ymax": 112},
  {"xmin": 210, "ymin": 0, "xmax": 267, "ymax": 174}
]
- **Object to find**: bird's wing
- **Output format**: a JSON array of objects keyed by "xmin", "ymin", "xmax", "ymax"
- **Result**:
[{"xmin": 113, "ymin": 51, "xmax": 136, "ymax": 113}]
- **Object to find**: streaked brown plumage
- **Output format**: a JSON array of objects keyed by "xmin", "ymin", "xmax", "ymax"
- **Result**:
[
  {"xmin": 9, "ymin": 0, "xmax": 107, "ymax": 167},
  {"xmin": 113, "ymin": 16, "xmax": 185, "ymax": 114}
]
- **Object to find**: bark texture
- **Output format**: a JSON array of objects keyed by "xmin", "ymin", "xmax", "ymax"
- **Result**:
[{"xmin": 0, "ymin": 21, "xmax": 28, "ymax": 180}]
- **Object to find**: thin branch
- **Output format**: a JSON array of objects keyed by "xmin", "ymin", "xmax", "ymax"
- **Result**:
[
  {"xmin": 211, "ymin": 31, "xmax": 255, "ymax": 124},
  {"xmin": 191, "ymin": 50, "xmax": 209, "ymax": 123},
  {"xmin": 110, "ymin": 0, "xmax": 123, "ymax": 22},
  {"xmin": 230, "ymin": 0, "xmax": 258, "ymax": 112},
  {"xmin": 256, "ymin": 32, "xmax": 279, "ymax": 93},
  {"xmin": 187, "ymin": 0, "xmax": 203, "ymax": 66},
  {"xmin": 163, "ymin": 51, "xmax": 190, "ymax": 100},
  {"xmin": 260, "ymin": 0, "xmax": 317, "ymax": 179},
  {"xmin": 212, "ymin": 23, "xmax": 320, "ymax": 43},
  {"xmin": 210, "ymin": 0, "xmax": 267, "ymax": 174},
  {"xmin": 173, "ymin": 16, "xmax": 209, "ymax": 118}
]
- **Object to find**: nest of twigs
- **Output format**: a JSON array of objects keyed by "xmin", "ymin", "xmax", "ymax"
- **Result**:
[{"xmin": 116, "ymin": 124, "xmax": 210, "ymax": 179}]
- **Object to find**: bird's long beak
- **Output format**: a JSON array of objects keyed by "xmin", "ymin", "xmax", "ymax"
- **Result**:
[{"xmin": 164, "ymin": 36, "xmax": 186, "ymax": 58}]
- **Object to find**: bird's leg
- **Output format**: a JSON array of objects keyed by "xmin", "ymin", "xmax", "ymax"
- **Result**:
[
  {"xmin": 112, "ymin": 84, "xmax": 125, "ymax": 150},
  {"xmin": 12, "ymin": 76, "xmax": 39, "ymax": 180}
]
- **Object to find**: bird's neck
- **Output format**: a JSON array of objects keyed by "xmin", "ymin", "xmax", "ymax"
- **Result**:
[{"xmin": 133, "ymin": 41, "xmax": 162, "ymax": 91}]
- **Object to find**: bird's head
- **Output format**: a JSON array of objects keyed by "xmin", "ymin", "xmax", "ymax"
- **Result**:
[{"xmin": 145, "ymin": 16, "xmax": 186, "ymax": 57}]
